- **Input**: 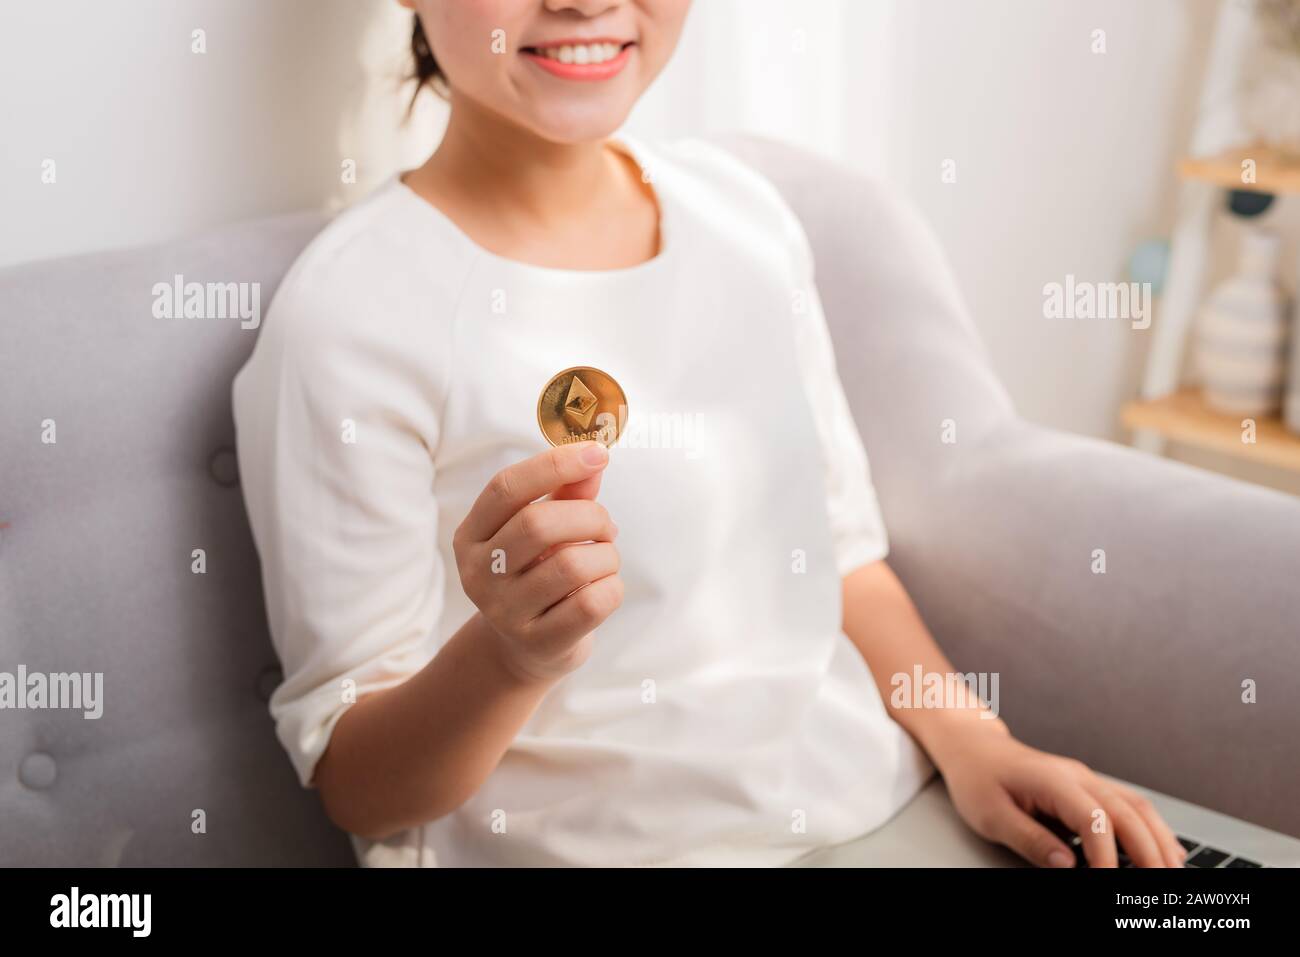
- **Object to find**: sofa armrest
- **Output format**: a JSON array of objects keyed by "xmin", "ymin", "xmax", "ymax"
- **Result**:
[{"xmin": 888, "ymin": 420, "xmax": 1300, "ymax": 838}]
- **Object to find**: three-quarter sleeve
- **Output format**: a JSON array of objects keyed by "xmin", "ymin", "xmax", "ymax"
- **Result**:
[
  {"xmin": 785, "ymin": 217, "xmax": 891, "ymax": 578},
  {"xmin": 232, "ymin": 266, "xmax": 446, "ymax": 789}
]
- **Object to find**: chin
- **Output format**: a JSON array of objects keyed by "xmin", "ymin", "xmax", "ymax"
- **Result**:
[{"xmin": 522, "ymin": 103, "xmax": 636, "ymax": 145}]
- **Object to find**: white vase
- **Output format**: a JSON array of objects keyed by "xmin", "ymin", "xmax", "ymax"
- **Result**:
[{"xmin": 1194, "ymin": 229, "xmax": 1289, "ymax": 416}]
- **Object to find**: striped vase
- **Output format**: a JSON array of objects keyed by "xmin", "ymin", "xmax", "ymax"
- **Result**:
[{"xmin": 1194, "ymin": 229, "xmax": 1289, "ymax": 417}]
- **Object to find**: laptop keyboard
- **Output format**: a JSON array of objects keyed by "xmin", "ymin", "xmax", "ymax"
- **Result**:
[
  {"xmin": 1183, "ymin": 842, "xmax": 1261, "ymax": 868},
  {"xmin": 1041, "ymin": 816, "xmax": 1264, "ymax": 867}
]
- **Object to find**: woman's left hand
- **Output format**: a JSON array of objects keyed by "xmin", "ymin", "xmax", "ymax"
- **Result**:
[{"xmin": 934, "ymin": 726, "xmax": 1188, "ymax": 868}]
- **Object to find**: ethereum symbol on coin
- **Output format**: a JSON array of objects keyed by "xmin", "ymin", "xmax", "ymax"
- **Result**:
[
  {"xmin": 563, "ymin": 375, "xmax": 599, "ymax": 430},
  {"xmin": 537, "ymin": 366, "xmax": 627, "ymax": 448}
]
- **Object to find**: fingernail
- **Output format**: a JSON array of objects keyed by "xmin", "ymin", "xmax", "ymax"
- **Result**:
[
  {"xmin": 581, "ymin": 443, "xmax": 608, "ymax": 466},
  {"xmin": 1047, "ymin": 850, "xmax": 1075, "ymax": 868}
]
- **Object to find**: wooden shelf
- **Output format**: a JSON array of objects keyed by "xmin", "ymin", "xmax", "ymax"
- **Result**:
[
  {"xmin": 1178, "ymin": 143, "xmax": 1300, "ymax": 195},
  {"xmin": 1122, "ymin": 389, "xmax": 1300, "ymax": 472}
]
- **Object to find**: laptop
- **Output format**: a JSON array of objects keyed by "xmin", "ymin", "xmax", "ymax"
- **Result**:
[{"xmin": 791, "ymin": 775, "xmax": 1300, "ymax": 868}]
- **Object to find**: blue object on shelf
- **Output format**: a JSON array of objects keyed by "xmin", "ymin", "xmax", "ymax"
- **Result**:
[{"xmin": 1129, "ymin": 239, "xmax": 1171, "ymax": 295}]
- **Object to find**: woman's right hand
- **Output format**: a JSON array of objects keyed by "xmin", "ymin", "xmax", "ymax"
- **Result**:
[{"xmin": 453, "ymin": 441, "xmax": 623, "ymax": 683}]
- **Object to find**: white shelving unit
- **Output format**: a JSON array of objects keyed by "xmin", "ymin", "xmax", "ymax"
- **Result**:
[{"xmin": 1125, "ymin": 0, "xmax": 1300, "ymax": 476}]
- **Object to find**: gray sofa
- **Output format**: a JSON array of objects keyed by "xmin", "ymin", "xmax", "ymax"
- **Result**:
[{"xmin": 2, "ymin": 135, "xmax": 1297, "ymax": 867}]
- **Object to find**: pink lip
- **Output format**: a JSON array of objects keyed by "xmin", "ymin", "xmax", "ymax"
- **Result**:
[{"xmin": 521, "ymin": 41, "xmax": 634, "ymax": 82}]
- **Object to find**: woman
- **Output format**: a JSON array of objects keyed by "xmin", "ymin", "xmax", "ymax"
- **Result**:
[{"xmin": 232, "ymin": 0, "xmax": 1186, "ymax": 868}]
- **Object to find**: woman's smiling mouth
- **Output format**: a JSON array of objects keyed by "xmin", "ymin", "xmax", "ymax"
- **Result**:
[{"xmin": 520, "ymin": 39, "xmax": 635, "ymax": 81}]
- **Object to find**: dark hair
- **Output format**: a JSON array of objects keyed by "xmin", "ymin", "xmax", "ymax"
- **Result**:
[{"xmin": 409, "ymin": 14, "xmax": 447, "ymax": 110}]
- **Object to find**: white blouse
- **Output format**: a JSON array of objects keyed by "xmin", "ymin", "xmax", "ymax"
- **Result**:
[{"xmin": 232, "ymin": 134, "xmax": 932, "ymax": 867}]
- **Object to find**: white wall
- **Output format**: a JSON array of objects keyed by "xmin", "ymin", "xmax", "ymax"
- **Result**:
[
  {"xmin": 878, "ymin": 0, "xmax": 1219, "ymax": 441},
  {"xmin": 9, "ymin": 0, "xmax": 1272, "ymax": 472},
  {"xmin": 850, "ymin": 0, "xmax": 1298, "ymax": 496},
  {"xmin": 0, "ymin": 0, "xmax": 378, "ymax": 266}
]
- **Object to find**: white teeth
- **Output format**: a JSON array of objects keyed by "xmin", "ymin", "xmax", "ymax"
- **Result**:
[{"xmin": 535, "ymin": 42, "xmax": 624, "ymax": 65}]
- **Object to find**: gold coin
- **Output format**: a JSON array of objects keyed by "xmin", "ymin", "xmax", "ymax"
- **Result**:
[{"xmin": 537, "ymin": 366, "xmax": 628, "ymax": 448}]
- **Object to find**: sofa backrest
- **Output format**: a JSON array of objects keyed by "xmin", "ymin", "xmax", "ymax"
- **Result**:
[{"xmin": 0, "ymin": 211, "xmax": 354, "ymax": 865}]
